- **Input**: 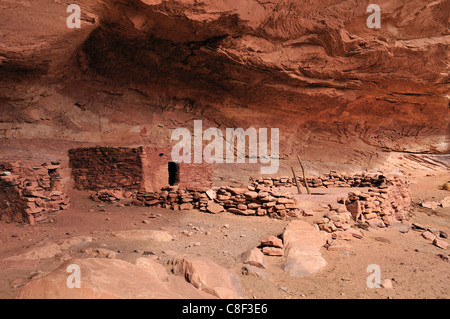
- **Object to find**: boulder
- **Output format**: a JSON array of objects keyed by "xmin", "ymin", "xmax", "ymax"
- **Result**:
[
  {"xmin": 421, "ymin": 201, "xmax": 439, "ymax": 210},
  {"xmin": 171, "ymin": 255, "xmax": 245, "ymax": 299},
  {"xmin": 282, "ymin": 220, "xmax": 327, "ymax": 277},
  {"xmin": 433, "ymin": 238, "xmax": 449, "ymax": 249},
  {"xmin": 422, "ymin": 230, "xmax": 437, "ymax": 241},
  {"xmin": 241, "ymin": 248, "xmax": 267, "ymax": 269},
  {"xmin": 391, "ymin": 222, "xmax": 411, "ymax": 234},
  {"xmin": 18, "ymin": 258, "xmax": 213, "ymax": 299},
  {"xmin": 2, "ymin": 241, "xmax": 61, "ymax": 261},
  {"xmin": 57, "ymin": 236, "xmax": 93, "ymax": 250}
]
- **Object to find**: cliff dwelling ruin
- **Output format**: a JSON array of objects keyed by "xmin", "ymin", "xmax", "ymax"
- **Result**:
[{"xmin": 0, "ymin": 0, "xmax": 448, "ymax": 303}]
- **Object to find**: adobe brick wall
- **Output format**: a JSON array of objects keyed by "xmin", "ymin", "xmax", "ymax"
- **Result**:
[
  {"xmin": 0, "ymin": 161, "xmax": 69, "ymax": 224},
  {"xmin": 141, "ymin": 146, "xmax": 171, "ymax": 193}
]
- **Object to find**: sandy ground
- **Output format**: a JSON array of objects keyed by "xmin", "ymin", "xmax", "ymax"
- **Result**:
[{"xmin": 0, "ymin": 171, "xmax": 448, "ymax": 299}]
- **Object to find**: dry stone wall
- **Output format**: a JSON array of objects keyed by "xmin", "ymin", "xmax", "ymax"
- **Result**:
[
  {"xmin": 343, "ymin": 178, "xmax": 411, "ymax": 227},
  {"xmin": 132, "ymin": 185, "xmax": 301, "ymax": 219},
  {"xmin": 69, "ymin": 147, "xmax": 145, "ymax": 191},
  {"xmin": 90, "ymin": 172, "xmax": 412, "ymax": 227},
  {"xmin": 0, "ymin": 161, "xmax": 69, "ymax": 224},
  {"xmin": 252, "ymin": 171, "xmax": 389, "ymax": 188},
  {"xmin": 69, "ymin": 146, "xmax": 213, "ymax": 192}
]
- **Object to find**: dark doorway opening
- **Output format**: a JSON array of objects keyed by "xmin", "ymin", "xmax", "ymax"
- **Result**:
[{"xmin": 168, "ymin": 162, "xmax": 180, "ymax": 186}]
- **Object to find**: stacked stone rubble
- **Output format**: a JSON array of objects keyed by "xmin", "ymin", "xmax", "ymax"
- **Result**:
[
  {"xmin": 0, "ymin": 161, "xmax": 69, "ymax": 224},
  {"xmin": 344, "ymin": 178, "xmax": 411, "ymax": 227},
  {"xmin": 135, "ymin": 187, "xmax": 209, "ymax": 211}
]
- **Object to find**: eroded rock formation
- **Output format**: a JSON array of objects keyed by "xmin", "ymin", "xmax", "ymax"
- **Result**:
[{"xmin": 0, "ymin": 0, "xmax": 448, "ymax": 176}]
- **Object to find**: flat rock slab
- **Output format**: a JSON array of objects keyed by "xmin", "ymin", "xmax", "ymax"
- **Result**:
[
  {"xmin": 171, "ymin": 255, "xmax": 245, "ymax": 299},
  {"xmin": 18, "ymin": 258, "xmax": 213, "ymax": 299},
  {"xmin": 112, "ymin": 230, "xmax": 173, "ymax": 242},
  {"xmin": 57, "ymin": 236, "xmax": 93, "ymax": 250},
  {"xmin": 282, "ymin": 220, "xmax": 327, "ymax": 277},
  {"xmin": 2, "ymin": 241, "xmax": 61, "ymax": 261}
]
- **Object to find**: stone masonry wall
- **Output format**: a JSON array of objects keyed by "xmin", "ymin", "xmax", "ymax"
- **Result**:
[
  {"xmin": 344, "ymin": 178, "xmax": 411, "ymax": 227},
  {"xmin": 0, "ymin": 161, "xmax": 69, "ymax": 224},
  {"xmin": 128, "ymin": 184, "xmax": 301, "ymax": 219},
  {"xmin": 69, "ymin": 146, "xmax": 214, "ymax": 192},
  {"xmin": 90, "ymin": 172, "xmax": 411, "ymax": 225},
  {"xmin": 252, "ymin": 171, "xmax": 388, "ymax": 188},
  {"xmin": 69, "ymin": 147, "xmax": 144, "ymax": 191}
]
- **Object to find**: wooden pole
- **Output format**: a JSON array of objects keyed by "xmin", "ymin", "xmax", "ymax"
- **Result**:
[
  {"xmin": 297, "ymin": 155, "xmax": 311, "ymax": 195},
  {"xmin": 291, "ymin": 167, "xmax": 302, "ymax": 194}
]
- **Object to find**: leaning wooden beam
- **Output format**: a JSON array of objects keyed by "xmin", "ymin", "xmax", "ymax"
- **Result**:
[
  {"xmin": 297, "ymin": 155, "xmax": 311, "ymax": 195},
  {"xmin": 291, "ymin": 167, "xmax": 302, "ymax": 194}
]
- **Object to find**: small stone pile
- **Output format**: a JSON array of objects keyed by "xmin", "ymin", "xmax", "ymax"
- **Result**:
[
  {"xmin": 90, "ymin": 189, "xmax": 134, "ymax": 203},
  {"xmin": 343, "ymin": 179, "xmax": 411, "ymax": 228},
  {"xmin": 240, "ymin": 235, "xmax": 284, "ymax": 274},
  {"xmin": 312, "ymin": 203, "xmax": 364, "ymax": 248},
  {"xmin": 314, "ymin": 203, "xmax": 353, "ymax": 232},
  {"xmin": 260, "ymin": 235, "xmax": 284, "ymax": 256},
  {"xmin": 0, "ymin": 161, "xmax": 69, "ymax": 224},
  {"xmin": 252, "ymin": 171, "xmax": 389, "ymax": 188}
]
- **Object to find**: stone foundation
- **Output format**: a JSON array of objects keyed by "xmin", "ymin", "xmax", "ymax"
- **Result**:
[{"xmin": 0, "ymin": 161, "xmax": 69, "ymax": 224}]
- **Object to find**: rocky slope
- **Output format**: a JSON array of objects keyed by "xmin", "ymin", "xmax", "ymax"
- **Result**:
[{"xmin": 0, "ymin": 0, "xmax": 448, "ymax": 177}]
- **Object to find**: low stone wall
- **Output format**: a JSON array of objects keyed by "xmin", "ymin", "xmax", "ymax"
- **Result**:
[
  {"xmin": 0, "ymin": 161, "xmax": 69, "ymax": 224},
  {"xmin": 94, "ymin": 184, "xmax": 301, "ymax": 219},
  {"xmin": 252, "ymin": 171, "xmax": 389, "ymax": 188},
  {"xmin": 90, "ymin": 172, "xmax": 411, "ymax": 226},
  {"xmin": 134, "ymin": 185, "xmax": 300, "ymax": 218}
]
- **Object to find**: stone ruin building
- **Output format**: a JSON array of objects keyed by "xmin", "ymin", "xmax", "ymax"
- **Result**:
[
  {"xmin": 0, "ymin": 145, "xmax": 411, "ymax": 231},
  {"xmin": 0, "ymin": 161, "xmax": 69, "ymax": 224},
  {"xmin": 68, "ymin": 146, "xmax": 214, "ymax": 192}
]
